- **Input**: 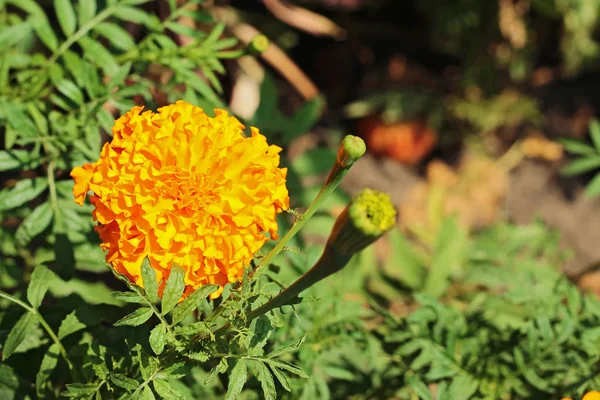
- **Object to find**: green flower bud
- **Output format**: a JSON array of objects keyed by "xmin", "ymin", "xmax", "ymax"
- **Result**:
[
  {"xmin": 248, "ymin": 35, "xmax": 270, "ymax": 55},
  {"xmin": 337, "ymin": 135, "xmax": 366, "ymax": 168},
  {"xmin": 327, "ymin": 189, "xmax": 397, "ymax": 256}
]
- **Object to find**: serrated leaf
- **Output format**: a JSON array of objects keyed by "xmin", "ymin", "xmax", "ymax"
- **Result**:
[
  {"xmin": 174, "ymin": 321, "xmax": 210, "ymax": 337},
  {"xmin": 270, "ymin": 366, "xmax": 290, "ymax": 391},
  {"xmin": 140, "ymin": 385, "xmax": 156, "ymax": 400},
  {"xmin": 204, "ymin": 358, "xmax": 228, "ymax": 384},
  {"xmin": 153, "ymin": 379, "xmax": 184, "ymax": 399},
  {"xmin": 407, "ymin": 376, "xmax": 433, "ymax": 400},
  {"xmin": 561, "ymin": 156, "xmax": 600, "ymax": 176},
  {"xmin": 585, "ymin": 173, "xmax": 600, "ymax": 198},
  {"xmin": 0, "ymin": 149, "xmax": 40, "ymax": 171},
  {"xmin": 78, "ymin": 0, "xmax": 97, "ymax": 26},
  {"xmin": 55, "ymin": 79, "xmax": 85, "ymax": 105},
  {"xmin": 15, "ymin": 201, "xmax": 53, "ymax": 245},
  {"xmin": 110, "ymin": 373, "xmax": 139, "ymax": 391},
  {"xmin": 94, "ymin": 22, "xmax": 136, "ymax": 50},
  {"xmin": 141, "ymin": 256, "xmax": 159, "ymax": 303},
  {"xmin": 560, "ymin": 138, "xmax": 597, "ymax": 156},
  {"xmin": 2, "ymin": 312, "xmax": 37, "ymax": 360},
  {"xmin": 54, "ymin": 0, "xmax": 77, "ymax": 36},
  {"xmin": 36, "ymin": 343, "xmax": 60, "ymax": 397},
  {"xmin": 262, "ymin": 359, "xmax": 308, "ymax": 378},
  {"xmin": 27, "ymin": 265, "xmax": 56, "ymax": 309},
  {"xmin": 111, "ymin": 291, "xmax": 145, "ymax": 304},
  {"xmin": 114, "ymin": 307, "xmax": 153, "ymax": 327},
  {"xmin": 63, "ymin": 383, "xmax": 100, "ymax": 396},
  {"xmin": 225, "ymin": 361, "xmax": 247, "ymax": 400},
  {"xmin": 58, "ymin": 309, "xmax": 101, "ymax": 339},
  {"xmin": 161, "ymin": 265, "xmax": 185, "ymax": 315},
  {"xmin": 267, "ymin": 334, "xmax": 306, "ymax": 358},
  {"xmin": 171, "ymin": 284, "xmax": 217, "ymax": 324},
  {"xmin": 0, "ymin": 178, "xmax": 48, "ymax": 211},
  {"xmin": 149, "ymin": 324, "xmax": 167, "ymax": 355},
  {"xmin": 255, "ymin": 362, "xmax": 276, "ymax": 400}
]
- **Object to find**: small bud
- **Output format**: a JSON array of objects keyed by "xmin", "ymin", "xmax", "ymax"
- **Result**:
[
  {"xmin": 337, "ymin": 135, "xmax": 366, "ymax": 168},
  {"xmin": 248, "ymin": 35, "xmax": 270, "ymax": 55},
  {"xmin": 327, "ymin": 189, "xmax": 396, "ymax": 256}
]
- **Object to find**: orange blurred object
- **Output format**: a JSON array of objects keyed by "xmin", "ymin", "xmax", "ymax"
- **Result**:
[{"xmin": 358, "ymin": 115, "xmax": 437, "ymax": 165}]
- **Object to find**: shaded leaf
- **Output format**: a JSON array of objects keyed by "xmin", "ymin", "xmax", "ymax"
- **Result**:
[
  {"xmin": 153, "ymin": 379, "xmax": 184, "ymax": 400},
  {"xmin": 2, "ymin": 312, "xmax": 38, "ymax": 360},
  {"xmin": 94, "ymin": 22, "xmax": 136, "ymax": 50},
  {"xmin": 267, "ymin": 334, "xmax": 306, "ymax": 358},
  {"xmin": 225, "ymin": 361, "xmax": 247, "ymax": 400},
  {"xmin": 161, "ymin": 265, "xmax": 185, "ymax": 315},
  {"xmin": 141, "ymin": 256, "xmax": 159, "ymax": 303},
  {"xmin": 255, "ymin": 361, "xmax": 276, "ymax": 400},
  {"xmin": 171, "ymin": 284, "xmax": 218, "ymax": 324},
  {"xmin": 114, "ymin": 307, "xmax": 153, "ymax": 327},
  {"xmin": 585, "ymin": 173, "xmax": 600, "ymax": 198},
  {"xmin": 110, "ymin": 373, "xmax": 138, "ymax": 391},
  {"xmin": 36, "ymin": 344, "xmax": 60, "ymax": 397},
  {"xmin": 0, "ymin": 150, "xmax": 40, "ymax": 171},
  {"xmin": 149, "ymin": 324, "xmax": 167, "ymax": 355},
  {"xmin": 111, "ymin": 291, "xmax": 145, "ymax": 304},
  {"xmin": 27, "ymin": 265, "xmax": 56, "ymax": 309},
  {"xmin": 0, "ymin": 178, "xmax": 48, "ymax": 211},
  {"xmin": 54, "ymin": 0, "xmax": 77, "ymax": 36}
]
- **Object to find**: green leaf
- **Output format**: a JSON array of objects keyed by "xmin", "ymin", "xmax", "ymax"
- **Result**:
[
  {"xmin": 291, "ymin": 148, "xmax": 337, "ymax": 176},
  {"xmin": 523, "ymin": 370, "xmax": 547, "ymax": 391},
  {"xmin": 36, "ymin": 344, "xmax": 60, "ymax": 397},
  {"xmin": 2, "ymin": 312, "xmax": 38, "ymax": 360},
  {"xmin": 446, "ymin": 374, "xmax": 478, "ymax": 400},
  {"xmin": 78, "ymin": 0, "xmax": 97, "ymax": 26},
  {"xmin": 0, "ymin": 178, "xmax": 48, "ymax": 211},
  {"xmin": 590, "ymin": 119, "xmax": 600, "ymax": 151},
  {"xmin": 153, "ymin": 379, "xmax": 184, "ymax": 399},
  {"xmin": 78, "ymin": 36, "xmax": 119, "ymax": 75},
  {"xmin": 225, "ymin": 361, "xmax": 247, "ymax": 400},
  {"xmin": 114, "ymin": 5, "xmax": 157, "ymax": 27},
  {"xmin": 111, "ymin": 291, "xmax": 145, "ymax": 304},
  {"xmin": 149, "ymin": 324, "xmax": 167, "ymax": 355},
  {"xmin": 267, "ymin": 334, "xmax": 306, "ymax": 358},
  {"xmin": 382, "ymin": 228, "xmax": 425, "ymax": 289},
  {"xmin": 585, "ymin": 173, "xmax": 600, "ymax": 198},
  {"xmin": 58, "ymin": 309, "xmax": 102, "ymax": 339},
  {"xmin": 27, "ymin": 265, "xmax": 56, "ymax": 309},
  {"xmin": 560, "ymin": 138, "xmax": 597, "ymax": 156},
  {"xmin": 561, "ymin": 156, "xmax": 600, "ymax": 176},
  {"xmin": 53, "ymin": 233, "xmax": 75, "ymax": 280},
  {"xmin": 270, "ymin": 366, "xmax": 290, "ymax": 391},
  {"xmin": 161, "ymin": 265, "xmax": 185, "ymax": 315},
  {"xmin": 63, "ymin": 383, "xmax": 100, "ymax": 396},
  {"xmin": 140, "ymin": 386, "xmax": 156, "ymax": 400},
  {"xmin": 114, "ymin": 307, "xmax": 153, "ymax": 327},
  {"xmin": 54, "ymin": 0, "xmax": 77, "ymax": 36},
  {"xmin": 204, "ymin": 358, "xmax": 229, "ymax": 384},
  {"xmin": 171, "ymin": 284, "xmax": 218, "ymax": 324},
  {"xmin": 255, "ymin": 362, "xmax": 276, "ymax": 400},
  {"xmin": 16, "ymin": 202, "xmax": 53, "ymax": 245},
  {"xmin": 108, "ymin": 62, "xmax": 132, "ymax": 89},
  {"xmin": 407, "ymin": 376, "xmax": 433, "ymax": 400},
  {"xmin": 31, "ymin": 14, "xmax": 59, "ymax": 51},
  {"xmin": 0, "ymin": 150, "xmax": 40, "ymax": 171},
  {"xmin": 93, "ymin": 22, "xmax": 136, "ymax": 50},
  {"xmin": 110, "ymin": 373, "xmax": 139, "ymax": 391},
  {"xmin": 262, "ymin": 359, "xmax": 308, "ymax": 378},
  {"xmin": 141, "ymin": 256, "xmax": 160, "ymax": 303},
  {"xmin": 55, "ymin": 79, "xmax": 85, "ymax": 105}
]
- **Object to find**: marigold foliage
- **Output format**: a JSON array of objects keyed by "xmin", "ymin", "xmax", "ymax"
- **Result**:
[{"xmin": 71, "ymin": 101, "xmax": 289, "ymax": 298}]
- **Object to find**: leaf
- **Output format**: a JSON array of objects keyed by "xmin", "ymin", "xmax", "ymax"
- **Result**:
[
  {"xmin": 55, "ymin": 79, "xmax": 85, "ymax": 105},
  {"xmin": 590, "ymin": 119, "xmax": 600, "ymax": 151},
  {"xmin": 0, "ymin": 149, "xmax": 40, "ymax": 171},
  {"xmin": 111, "ymin": 291, "xmax": 145, "ymax": 304},
  {"xmin": 225, "ymin": 360, "xmax": 247, "ymax": 400},
  {"xmin": 149, "ymin": 324, "xmax": 167, "ymax": 355},
  {"xmin": 2, "ymin": 312, "xmax": 38, "ymax": 360},
  {"xmin": 267, "ymin": 334, "xmax": 306, "ymax": 358},
  {"xmin": 54, "ymin": 0, "xmax": 77, "ymax": 36},
  {"xmin": 15, "ymin": 201, "xmax": 53, "ymax": 245},
  {"xmin": 108, "ymin": 62, "xmax": 132, "ymax": 89},
  {"xmin": 27, "ymin": 265, "xmax": 56, "ymax": 309},
  {"xmin": 78, "ymin": 36, "xmax": 119, "ymax": 75},
  {"xmin": 262, "ymin": 359, "xmax": 308, "ymax": 378},
  {"xmin": 255, "ymin": 362, "xmax": 277, "ymax": 400},
  {"xmin": 406, "ymin": 376, "xmax": 433, "ymax": 400},
  {"xmin": 78, "ymin": 0, "xmax": 97, "ymax": 26},
  {"xmin": 36, "ymin": 344, "xmax": 60, "ymax": 397},
  {"xmin": 291, "ymin": 148, "xmax": 337, "ymax": 176},
  {"xmin": 110, "ymin": 373, "xmax": 139, "ymax": 391},
  {"xmin": 30, "ymin": 14, "xmax": 59, "ymax": 51},
  {"xmin": 114, "ymin": 5, "xmax": 157, "ymax": 27},
  {"xmin": 140, "ymin": 386, "xmax": 156, "ymax": 400},
  {"xmin": 446, "ymin": 374, "xmax": 478, "ymax": 400},
  {"xmin": 382, "ymin": 228, "xmax": 425, "ymax": 289},
  {"xmin": 284, "ymin": 96, "xmax": 325, "ymax": 144},
  {"xmin": 204, "ymin": 358, "xmax": 228, "ymax": 384},
  {"xmin": 141, "ymin": 256, "xmax": 159, "ymax": 303},
  {"xmin": 62, "ymin": 383, "xmax": 100, "ymax": 396},
  {"xmin": 58, "ymin": 309, "xmax": 102, "ymax": 339},
  {"xmin": 560, "ymin": 138, "xmax": 597, "ymax": 156},
  {"xmin": 270, "ymin": 366, "xmax": 290, "ymax": 391},
  {"xmin": 171, "ymin": 284, "xmax": 218, "ymax": 324},
  {"xmin": 161, "ymin": 265, "xmax": 185, "ymax": 315},
  {"xmin": 114, "ymin": 307, "xmax": 153, "ymax": 327},
  {"xmin": 0, "ymin": 178, "xmax": 48, "ymax": 211},
  {"xmin": 585, "ymin": 173, "xmax": 600, "ymax": 198},
  {"xmin": 153, "ymin": 379, "xmax": 184, "ymax": 400},
  {"xmin": 93, "ymin": 22, "xmax": 136, "ymax": 50},
  {"xmin": 561, "ymin": 156, "xmax": 600, "ymax": 176},
  {"xmin": 53, "ymin": 233, "xmax": 75, "ymax": 280}
]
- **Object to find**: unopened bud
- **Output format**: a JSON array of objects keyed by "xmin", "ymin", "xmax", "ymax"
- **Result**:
[
  {"xmin": 337, "ymin": 135, "xmax": 366, "ymax": 168},
  {"xmin": 248, "ymin": 35, "xmax": 270, "ymax": 55}
]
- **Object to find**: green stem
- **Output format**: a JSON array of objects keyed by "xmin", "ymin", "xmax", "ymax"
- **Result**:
[
  {"xmin": 253, "ymin": 161, "xmax": 353, "ymax": 274},
  {"xmin": 0, "ymin": 291, "xmax": 77, "ymax": 381},
  {"xmin": 130, "ymin": 285, "xmax": 175, "ymax": 336},
  {"xmin": 131, "ymin": 367, "xmax": 161, "ymax": 397},
  {"xmin": 212, "ymin": 247, "xmax": 351, "ymax": 337}
]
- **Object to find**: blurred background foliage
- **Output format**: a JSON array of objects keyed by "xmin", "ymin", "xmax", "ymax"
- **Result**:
[{"xmin": 2, "ymin": 0, "xmax": 600, "ymax": 399}]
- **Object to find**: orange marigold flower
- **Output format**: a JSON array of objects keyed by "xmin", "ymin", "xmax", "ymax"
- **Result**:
[{"xmin": 71, "ymin": 101, "xmax": 289, "ymax": 298}]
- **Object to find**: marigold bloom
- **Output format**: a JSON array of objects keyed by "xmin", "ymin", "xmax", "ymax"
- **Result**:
[{"xmin": 71, "ymin": 101, "xmax": 289, "ymax": 298}]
